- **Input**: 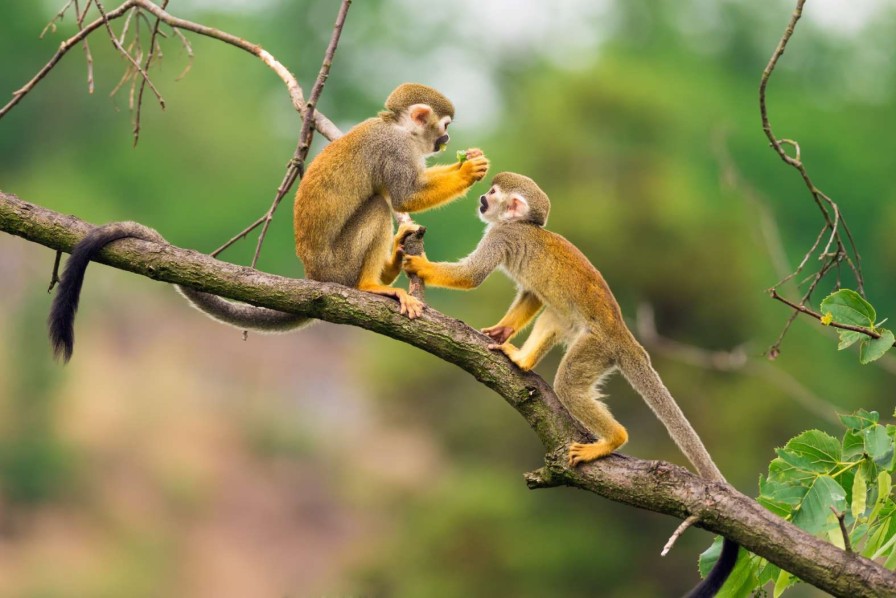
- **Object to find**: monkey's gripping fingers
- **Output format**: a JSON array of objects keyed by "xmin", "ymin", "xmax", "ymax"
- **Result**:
[
  {"xmin": 401, "ymin": 254, "xmax": 430, "ymax": 279},
  {"xmin": 487, "ymin": 342, "xmax": 530, "ymax": 371},
  {"xmin": 463, "ymin": 148, "xmax": 484, "ymax": 160},
  {"xmin": 459, "ymin": 154, "xmax": 490, "ymax": 183},
  {"xmin": 396, "ymin": 289, "xmax": 425, "ymax": 319},
  {"xmin": 568, "ymin": 442, "xmax": 613, "ymax": 467},
  {"xmin": 481, "ymin": 325, "xmax": 514, "ymax": 344}
]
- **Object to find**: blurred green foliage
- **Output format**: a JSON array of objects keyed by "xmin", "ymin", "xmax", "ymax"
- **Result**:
[{"xmin": 2, "ymin": 0, "xmax": 896, "ymax": 596}]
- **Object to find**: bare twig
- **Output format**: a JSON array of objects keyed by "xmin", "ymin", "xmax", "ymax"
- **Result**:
[
  {"xmin": 2, "ymin": 0, "xmax": 341, "ymax": 141},
  {"xmin": 247, "ymin": 0, "xmax": 351, "ymax": 268},
  {"xmin": 770, "ymin": 289, "xmax": 894, "ymax": 346},
  {"xmin": 93, "ymin": 0, "xmax": 166, "ymax": 110},
  {"xmin": 759, "ymin": 0, "xmax": 866, "ymax": 356},
  {"xmin": 0, "ymin": 0, "xmax": 137, "ymax": 119},
  {"xmin": 41, "ymin": 0, "xmax": 77, "ymax": 38},
  {"xmin": 661, "ymin": 514, "xmax": 699, "ymax": 557},
  {"xmin": 74, "ymin": 0, "xmax": 96, "ymax": 94},
  {"xmin": 47, "ymin": 250, "xmax": 63, "ymax": 293},
  {"xmin": 133, "ymin": 0, "xmax": 170, "ymax": 146},
  {"xmin": 831, "ymin": 506, "xmax": 853, "ymax": 553}
]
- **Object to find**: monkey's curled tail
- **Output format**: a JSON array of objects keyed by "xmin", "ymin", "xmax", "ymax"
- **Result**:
[
  {"xmin": 49, "ymin": 222, "xmax": 163, "ymax": 362},
  {"xmin": 616, "ymin": 337, "xmax": 738, "ymax": 598},
  {"xmin": 48, "ymin": 221, "xmax": 309, "ymax": 363}
]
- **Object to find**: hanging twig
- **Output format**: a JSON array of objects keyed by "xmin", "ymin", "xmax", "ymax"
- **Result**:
[
  {"xmin": 133, "ymin": 0, "xmax": 170, "ymax": 146},
  {"xmin": 246, "ymin": 0, "xmax": 352, "ymax": 267},
  {"xmin": 759, "ymin": 0, "xmax": 866, "ymax": 357}
]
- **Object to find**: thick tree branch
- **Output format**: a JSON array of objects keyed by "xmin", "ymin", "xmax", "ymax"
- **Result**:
[{"xmin": 2, "ymin": 191, "xmax": 895, "ymax": 597}]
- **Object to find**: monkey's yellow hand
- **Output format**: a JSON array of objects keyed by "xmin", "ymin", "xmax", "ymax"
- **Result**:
[
  {"xmin": 481, "ymin": 325, "xmax": 514, "ymax": 344},
  {"xmin": 459, "ymin": 148, "xmax": 489, "ymax": 183},
  {"xmin": 401, "ymin": 254, "xmax": 431, "ymax": 280}
]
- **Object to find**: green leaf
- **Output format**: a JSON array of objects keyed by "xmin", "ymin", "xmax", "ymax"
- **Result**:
[
  {"xmin": 820, "ymin": 289, "xmax": 876, "ymax": 327},
  {"xmin": 773, "ymin": 568, "xmax": 797, "ymax": 597},
  {"xmin": 852, "ymin": 467, "xmax": 868, "ymax": 519},
  {"xmin": 842, "ymin": 430, "xmax": 866, "ymax": 460},
  {"xmin": 792, "ymin": 475, "xmax": 847, "ymax": 533},
  {"xmin": 837, "ymin": 330, "xmax": 865, "ymax": 350},
  {"xmin": 860, "ymin": 329, "xmax": 895, "ymax": 364},
  {"xmin": 698, "ymin": 536, "xmax": 723, "ymax": 577},
  {"xmin": 840, "ymin": 409, "xmax": 880, "ymax": 431},
  {"xmin": 879, "ymin": 472, "xmax": 892, "ymax": 502},
  {"xmin": 760, "ymin": 476, "xmax": 810, "ymax": 506},
  {"xmin": 774, "ymin": 430, "xmax": 841, "ymax": 476},
  {"xmin": 715, "ymin": 550, "xmax": 756, "ymax": 598},
  {"xmin": 864, "ymin": 425, "xmax": 894, "ymax": 466}
]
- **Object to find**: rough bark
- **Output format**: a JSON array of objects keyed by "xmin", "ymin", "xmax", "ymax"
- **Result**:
[{"xmin": 2, "ymin": 190, "xmax": 895, "ymax": 597}]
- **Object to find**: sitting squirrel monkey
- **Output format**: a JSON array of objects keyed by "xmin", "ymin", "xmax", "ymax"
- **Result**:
[
  {"xmin": 48, "ymin": 83, "xmax": 489, "ymax": 362},
  {"xmin": 403, "ymin": 172, "xmax": 738, "ymax": 598}
]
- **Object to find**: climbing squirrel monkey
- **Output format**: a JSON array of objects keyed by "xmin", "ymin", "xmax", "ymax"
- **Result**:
[
  {"xmin": 403, "ymin": 172, "xmax": 737, "ymax": 597},
  {"xmin": 403, "ymin": 172, "xmax": 722, "ymax": 475},
  {"xmin": 48, "ymin": 83, "xmax": 489, "ymax": 362}
]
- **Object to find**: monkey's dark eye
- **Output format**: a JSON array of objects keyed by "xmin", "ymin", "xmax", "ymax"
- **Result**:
[{"xmin": 488, "ymin": 188, "xmax": 495, "ymax": 195}]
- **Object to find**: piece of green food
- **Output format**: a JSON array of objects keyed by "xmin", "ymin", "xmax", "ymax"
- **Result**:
[{"xmin": 456, "ymin": 150, "xmax": 468, "ymax": 164}]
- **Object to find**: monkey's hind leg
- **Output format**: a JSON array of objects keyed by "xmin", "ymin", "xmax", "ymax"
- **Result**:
[
  {"xmin": 490, "ymin": 307, "xmax": 563, "ymax": 371},
  {"xmin": 554, "ymin": 336, "xmax": 628, "ymax": 467},
  {"xmin": 355, "ymin": 224, "xmax": 425, "ymax": 319}
]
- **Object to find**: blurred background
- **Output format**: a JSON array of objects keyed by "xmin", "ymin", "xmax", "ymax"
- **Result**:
[{"xmin": 2, "ymin": 0, "xmax": 895, "ymax": 595}]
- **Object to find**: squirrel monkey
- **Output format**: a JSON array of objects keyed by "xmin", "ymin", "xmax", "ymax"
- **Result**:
[
  {"xmin": 403, "ymin": 172, "xmax": 738, "ymax": 597},
  {"xmin": 48, "ymin": 83, "xmax": 489, "ymax": 361}
]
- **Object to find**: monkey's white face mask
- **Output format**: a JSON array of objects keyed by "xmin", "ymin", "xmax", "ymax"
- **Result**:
[{"xmin": 478, "ymin": 185, "xmax": 530, "ymax": 224}]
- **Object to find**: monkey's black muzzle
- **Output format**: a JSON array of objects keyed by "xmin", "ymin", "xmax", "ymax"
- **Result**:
[
  {"xmin": 434, "ymin": 134, "xmax": 450, "ymax": 152},
  {"xmin": 479, "ymin": 196, "xmax": 488, "ymax": 213}
]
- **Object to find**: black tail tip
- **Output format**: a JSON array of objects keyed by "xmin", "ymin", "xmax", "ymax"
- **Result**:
[{"xmin": 48, "ymin": 319, "xmax": 74, "ymax": 364}]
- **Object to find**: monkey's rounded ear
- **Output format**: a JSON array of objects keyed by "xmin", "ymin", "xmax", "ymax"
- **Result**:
[
  {"xmin": 408, "ymin": 103, "xmax": 433, "ymax": 126},
  {"xmin": 505, "ymin": 194, "xmax": 531, "ymax": 221}
]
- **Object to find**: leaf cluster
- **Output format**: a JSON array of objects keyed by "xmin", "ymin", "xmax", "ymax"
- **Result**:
[{"xmin": 700, "ymin": 409, "xmax": 896, "ymax": 596}]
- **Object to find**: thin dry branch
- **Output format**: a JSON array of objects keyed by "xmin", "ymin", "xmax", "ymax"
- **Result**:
[
  {"xmin": 0, "ymin": 0, "xmax": 135, "ymax": 119},
  {"xmin": 759, "ymin": 0, "xmax": 866, "ymax": 357},
  {"xmin": 133, "ymin": 0, "xmax": 170, "ymax": 146},
  {"xmin": 2, "ymin": 190, "xmax": 896, "ymax": 597},
  {"xmin": 770, "ymin": 289, "xmax": 896, "ymax": 347},
  {"xmin": 1, "ymin": 0, "xmax": 340, "ymax": 140},
  {"xmin": 248, "ymin": 0, "xmax": 352, "ymax": 268},
  {"xmin": 93, "ymin": 0, "xmax": 166, "ymax": 110}
]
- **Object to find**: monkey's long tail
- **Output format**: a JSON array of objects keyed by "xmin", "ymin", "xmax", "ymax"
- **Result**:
[
  {"xmin": 616, "ymin": 337, "xmax": 738, "ymax": 598},
  {"xmin": 175, "ymin": 286, "xmax": 311, "ymax": 333},
  {"xmin": 616, "ymin": 341, "xmax": 723, "ymax": 481},
  {"xmin": 48, "ymin": 221, "xmax": 309, "ymax": 363}
]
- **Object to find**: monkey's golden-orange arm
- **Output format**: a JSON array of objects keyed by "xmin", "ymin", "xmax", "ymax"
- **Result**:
[
  {"xmin": 484, "ymin": 290, "xmax": 543, "ymax": 343},
  {"xmin": 496, "ymin": 291, "xmax": 542, "ymax": 332},
  {"xmin": 393, "ymin": 157, "xmax": 488, "ymax": 213},
  {"xmin": 414, "ymin": 261, "xmax": 481, "ymax": 289}
]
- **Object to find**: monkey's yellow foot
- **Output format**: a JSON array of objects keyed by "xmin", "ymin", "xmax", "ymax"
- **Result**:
[
  {"xmin": 487, "ymin": 342, "xmax": 531, "ymax": 371},
  {"xmin": 360, "ymin": 284, "xmax": 425, "ymax": 319},
  {"xmin": 482, "ymin": 324, "xmax": 514, "ymax": 344},
  {"xmin": 568, "ymin": 442, "xmax": 615, "ymax": 467}
]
